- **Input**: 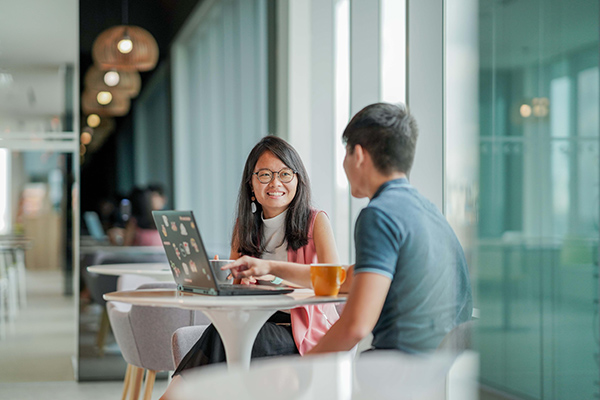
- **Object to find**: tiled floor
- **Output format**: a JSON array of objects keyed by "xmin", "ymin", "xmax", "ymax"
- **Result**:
[
  {"xmin": 0, "ymin": 270, "xmax": 75, "ymax": 382},
  {"xmin": 0, "ymin": 380, "xmax": 168, "ymax": 400},
  {"xmin": 0, "ymin": 269, "xmax": 169, "ymax": 399}
]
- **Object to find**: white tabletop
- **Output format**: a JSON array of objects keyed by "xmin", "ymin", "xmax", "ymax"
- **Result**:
[
  {"xmin": 79, "ymin": 245, "xmax": 165, "ymax": 255},
  {"xmin": 87, "ymin": 263, "xmax": 173, "ymax": 280},
  {"xmin": 173, "ymin": 350, "xmax": 476, "ymax": 400},
  {"xmin": 104, "ymin": 288, "xmax": 347, "ymax": 367},
  {"xmin": 103, "ymin": 288, "xmax": 346, "ymax": 311}
]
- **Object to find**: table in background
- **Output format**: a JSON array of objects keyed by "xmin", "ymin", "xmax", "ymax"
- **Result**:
[{"xmin": 87, "ymin": 263, "xmax": 173, "ymax": 282}]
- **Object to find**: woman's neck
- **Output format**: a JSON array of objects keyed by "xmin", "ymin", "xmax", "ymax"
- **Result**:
[{"xmin": 262, "ymin": 207, "xmax": 288, "ymax": 219}]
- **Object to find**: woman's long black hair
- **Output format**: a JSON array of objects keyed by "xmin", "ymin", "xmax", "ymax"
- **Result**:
[{"xmin": 234, "ymin": 136, "xmax": 312, "ymax": 257}]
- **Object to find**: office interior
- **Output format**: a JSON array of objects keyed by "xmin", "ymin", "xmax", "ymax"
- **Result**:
[{"xmin": 0, "ymin": 0, "xmax": 597, "ymax": 399}]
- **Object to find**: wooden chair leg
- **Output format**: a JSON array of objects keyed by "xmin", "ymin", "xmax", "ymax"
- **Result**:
[
  {"xmin": 96, "ymin": 307, "xmax": 110, "ymax": 355},
  {"xmin": 121, "ymin": 364, "xmax": 133, "ymax": 400},
  {"xmin": 142, "ymin": 370, "xmax": 157, "ymax": 400},
  {"xmin": 129, "ymin": 366, "xmax": 145, "ymax": 400}
]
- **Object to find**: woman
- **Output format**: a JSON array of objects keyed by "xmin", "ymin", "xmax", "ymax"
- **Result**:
[
  {"xmin": 161, "ymin": 136, "xmax": 339, "ymax": 399},
  {"xmin": 122, "ymin": 187, "xmax": 163, "ymax": 247}
]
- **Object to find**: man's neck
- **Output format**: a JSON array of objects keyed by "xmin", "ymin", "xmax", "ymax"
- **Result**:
[{"xmin": 366, "ymin": 171, "xmax": 407, "ymax": 199}]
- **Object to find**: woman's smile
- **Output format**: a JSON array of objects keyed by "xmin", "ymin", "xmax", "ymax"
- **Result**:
[{"xmin": 252, "ymin": 151, "xmax": 298, "ymax": 218}]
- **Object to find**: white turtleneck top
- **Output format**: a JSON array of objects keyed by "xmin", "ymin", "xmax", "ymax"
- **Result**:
[{"xmin": 261, "ymin": 209, "xmax": 288, "ymax": 262}]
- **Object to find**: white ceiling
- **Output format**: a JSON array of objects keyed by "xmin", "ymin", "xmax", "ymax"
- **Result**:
[
  {"xmin": 0, "ymin": 0, "xmax": 78, "ymax": 67},
  {"xmin": 0, "ymin": 0, "xmax": 77, "ymax": 119}
]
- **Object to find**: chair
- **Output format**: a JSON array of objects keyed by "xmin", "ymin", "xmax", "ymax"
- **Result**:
[
  {"xmin": 82, "ymin": 251, "xmax": 168, "ymax": 355},
  {"xmin": 0, "ymin": 257, "xmax": 8, "ymax": 340},
  {"xmin": 437, "ymin": 320, "xmax": 478, "ymax": 400},
  {"xmin": 438, "ymin": 320, "xmax": 473, "ymax": 352},
  {"xmin": 107, "ymin": 282, "xmax": 211, "ymax": 400},
  {"xmin": 0, "ymin": 250, "xmax": 18, "ymax": 327},
  {"xmin": 172, "ymin": 325, "xmax": 207, "ymax": 367}
]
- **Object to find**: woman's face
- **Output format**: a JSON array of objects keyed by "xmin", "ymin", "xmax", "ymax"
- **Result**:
[{"xmin": 251, "ymin": 150, "xmax": 298, "ymax": 219}]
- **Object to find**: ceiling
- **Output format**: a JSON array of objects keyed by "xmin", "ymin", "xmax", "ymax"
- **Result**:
[
  {"xmin": 0, "ymin": 0, "xmax": 78, "ymax": 68},
  {"xmin": 0, "ymin": 0, "xmax": 200, "ymax": 121},
  {"xmin": 0, "ymin": 0, "xmax": 77, "ymax": 120}
]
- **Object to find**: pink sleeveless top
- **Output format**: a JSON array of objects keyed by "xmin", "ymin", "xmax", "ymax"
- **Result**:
[
  {"xmin": 133, "ymin": 227, "xmax": 163, "ymax": 246},
  {"xmin": 287, "ymin": 210, "xmax": 340, "ymax": 355}
]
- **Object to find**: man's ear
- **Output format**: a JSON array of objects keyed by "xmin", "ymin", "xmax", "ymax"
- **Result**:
[{"xmin": 354, "ymin": 144, "xmax": 365, "ymax": 167}]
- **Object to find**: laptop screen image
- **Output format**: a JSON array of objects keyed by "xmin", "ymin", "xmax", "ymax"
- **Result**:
[
  {"xmin": 84, "ymin": 211, "xmax": 107, "ymax": 241},
  {"xmin": 152, "ymin": 210, "xmax": 293, "ymax": 296}
]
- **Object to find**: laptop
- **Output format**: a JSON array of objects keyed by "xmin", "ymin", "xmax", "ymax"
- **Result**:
[
  {"xmin": 152, "ymin": 210, "xmax": 293, "ymax": 296},
  {"xmin": 84, "ymin": 211, "xmax": 108, "ymax": 241}
]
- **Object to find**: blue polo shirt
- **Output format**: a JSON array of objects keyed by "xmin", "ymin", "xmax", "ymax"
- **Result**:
[{"xmin": 354, "ymin": 178, "xmax": 472, "ymax": 353}]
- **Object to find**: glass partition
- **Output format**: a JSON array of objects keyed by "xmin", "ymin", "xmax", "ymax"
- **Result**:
[
  {"xmin": 447, "ymin": 0, "xmax": 599, "ymax": 398},
  {"xmin": 0, "ymin": 1, "xmax": 79, "ymax": 382}
]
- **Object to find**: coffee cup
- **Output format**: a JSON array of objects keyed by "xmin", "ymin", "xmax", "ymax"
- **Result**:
[
  {"xmin": 209, "ymin": 259, "xmax": 234, "ymax": 284},
  {"xmin": 310, "ymin": 264, "xmax": 346, "ymax": 296}
]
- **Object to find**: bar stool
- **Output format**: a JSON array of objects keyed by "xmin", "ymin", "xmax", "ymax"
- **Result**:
[{"xmin": 0, "ymin": 250, "xmax": 18, "ymax": 324}]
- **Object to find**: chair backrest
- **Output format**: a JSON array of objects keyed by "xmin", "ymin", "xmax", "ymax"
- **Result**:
[
  {"xmin": 82, "ymin": 251, "xmax": 168, "ymax": 306},
  {"xmin": 126, "ymin": 282, "xmax": 201, "ymax": 371},
  {"xmin": 437, "ymin": 320, "xmax": 474, "ymax": 352}
]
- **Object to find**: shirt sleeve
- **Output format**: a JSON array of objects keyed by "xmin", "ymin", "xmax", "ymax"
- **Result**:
[{"xmin": 353, "ymin": 206, "xmax": 400, "ymax": 280}]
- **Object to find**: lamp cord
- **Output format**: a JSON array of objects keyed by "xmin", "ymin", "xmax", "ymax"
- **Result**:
[{"xmin": 122, "ymin": 0, "xmax": 128, "ymax": 25}]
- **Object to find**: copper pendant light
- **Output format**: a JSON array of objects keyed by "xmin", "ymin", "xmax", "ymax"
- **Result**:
[
  {"xmin": 82, "ymin": 89, "xmax": 131, "ymax": 117},
  {"xmin": 84, "ymin": 65, "xmax": 141, "ymax": 98},
  {"xmin": 92, "ymin": 25, "xmax": 159, "ymax": 71},
  {"xmin": 91, "ymin": 0, "xmax": 159, "ymax": 71}
]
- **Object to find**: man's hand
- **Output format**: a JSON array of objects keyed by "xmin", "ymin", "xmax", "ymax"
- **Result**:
[{"xmin": 222, "ymin": 256, "xmax": 272, "ymax": 280}]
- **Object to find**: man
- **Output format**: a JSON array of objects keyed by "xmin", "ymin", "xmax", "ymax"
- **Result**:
[
  {"xmin": 308, "ymin": 102, "xmax": 472, "ymax": 354},
  {"xmin": 228, "ymin": 102, "xmax": 472, "ymax": 354}
]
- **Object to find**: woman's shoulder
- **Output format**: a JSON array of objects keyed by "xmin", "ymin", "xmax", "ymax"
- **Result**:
[{"xmin": 307, "ymin": 208, "xmax": 329, "ymax": 237}]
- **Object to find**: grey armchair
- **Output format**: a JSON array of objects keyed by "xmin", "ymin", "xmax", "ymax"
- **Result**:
[{"xmin": 107, "ymin": 282, "xmax": 210, "ymax": 400}]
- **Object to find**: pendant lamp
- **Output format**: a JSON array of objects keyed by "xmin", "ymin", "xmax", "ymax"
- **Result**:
[
  {"xmin": 82, "ymin": 89, "xmax": 131, "ymax": 117},
  {"xmin": 91, "ymin": 0, "xmax": 159, "ymax": 71},
  {"xmin": 84, "ymin": 65, "xmax": 141, "ymax": 98}
]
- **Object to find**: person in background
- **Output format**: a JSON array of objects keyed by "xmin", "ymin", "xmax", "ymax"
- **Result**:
[
  {"xmin": 160, "ymin": 136, "xmax": 339, "ymax": 400},
  {"xmin": 226, "ymin": 103, "xmax": 473, "ymax": 356},
  {"xmin": 97, "ymin": 197, "xmax": 118, "ymax": 233},
  {"xmin": 120, "ymin": 186, "xmax": 163, "ymax": 246},
  {"xmin": 147, "ymin": 183, "xmax": 168, "ymax": 211}
]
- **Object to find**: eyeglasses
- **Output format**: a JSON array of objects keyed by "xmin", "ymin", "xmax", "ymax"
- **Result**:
[{"xmin": 253, "ymin": 168, "xmax": 297, "ymax": 184}]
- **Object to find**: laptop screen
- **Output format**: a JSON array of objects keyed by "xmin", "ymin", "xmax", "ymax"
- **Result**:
[
  {"xmin": 84, "ymin": 211, "xmax": 107, "ymax": 241},
  {"xmin": 152, "ymin": 210, "xmax": 219, "ymax": 294}
]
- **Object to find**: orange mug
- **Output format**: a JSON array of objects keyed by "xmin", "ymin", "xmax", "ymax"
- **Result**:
[{"xmin": 310, "ymin": 264, "xmax": 346, "ymax": 296}]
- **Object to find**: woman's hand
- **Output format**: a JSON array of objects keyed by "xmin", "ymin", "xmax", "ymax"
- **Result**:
[{"xmin": 222, "ymin": 256, "xmax": 272, "ymax": 280}]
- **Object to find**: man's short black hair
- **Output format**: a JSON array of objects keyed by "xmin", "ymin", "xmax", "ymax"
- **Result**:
[{"xmin": 342, "ymin": 102, "xmax": 418, "ymax": 175}]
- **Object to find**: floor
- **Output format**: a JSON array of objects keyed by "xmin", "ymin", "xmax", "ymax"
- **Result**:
[
  {"xmin": 0, "ymin": 380, "xmax": 168, "ymax": 400},
  {"xmin": 0, "ymin": 270, "xmax": 75, "ymax": 382},
  {"xmin": 0, "ymin": 269, "xmax": 168, "ymax": 399}
]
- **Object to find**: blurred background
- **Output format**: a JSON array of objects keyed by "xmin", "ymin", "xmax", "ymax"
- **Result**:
[{"xmin": 0, "ymin": 0, "xmax": 597, "ymax": 399}]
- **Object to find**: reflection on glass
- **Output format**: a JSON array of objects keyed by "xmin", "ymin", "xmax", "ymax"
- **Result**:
[{"xmin": 448, "ymin": 0, "xmax": 600, "ymax": 398}]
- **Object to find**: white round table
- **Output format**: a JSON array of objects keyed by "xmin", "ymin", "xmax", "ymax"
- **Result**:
[
  {"xmin": 87, "ymin": 263, "xmax": 173, "ymax": 281},
  {"xmin": 103, "ymin": 288, "xmax": 346, "ymax": 368}
]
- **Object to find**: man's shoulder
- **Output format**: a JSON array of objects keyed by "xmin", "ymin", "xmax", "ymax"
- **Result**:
[{"xmin": 365, "ymin": 183, "xmax": 424, "ymax": 220}]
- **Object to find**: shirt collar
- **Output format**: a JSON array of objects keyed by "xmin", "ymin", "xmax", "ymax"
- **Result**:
[
  {"xmin": 372, "ymin": 177, "xmax": 410, "ymax": 200},
  {"xmin": 261, "ymin": 209, "xmax": 288, "ymax": 228}
]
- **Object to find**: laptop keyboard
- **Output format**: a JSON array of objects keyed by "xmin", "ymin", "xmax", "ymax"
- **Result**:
[
  {"xmin": 220, "ymin": 284, "xmax": 267, "ymax": 290},
  {"xmin": 219, "ymin": 284, "xmax": 288, "ymax": 292}
]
